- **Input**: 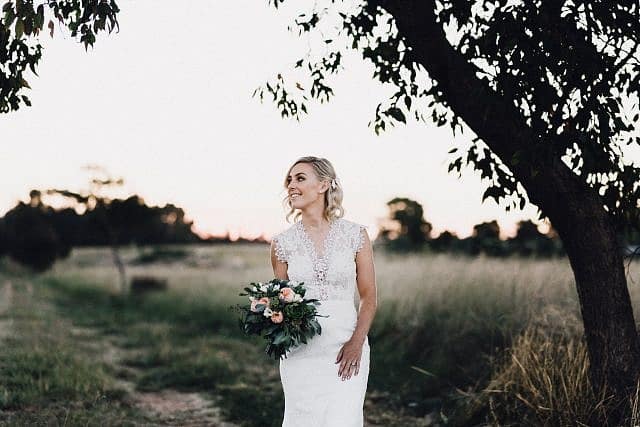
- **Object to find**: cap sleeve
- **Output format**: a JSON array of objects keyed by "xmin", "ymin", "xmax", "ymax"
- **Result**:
[
  {"xmin": 272, "ymin": 233, "xmax": 289, "ymax": 264},
  {"xmin": 354, "ymin": 223, "xmax": 368, "ymax": 255}
]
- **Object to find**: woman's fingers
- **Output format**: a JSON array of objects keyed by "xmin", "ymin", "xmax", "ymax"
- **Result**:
[
  {"xmin": 337, "ymin": 346, "xmax": 363, "ymax": 380},
  {"xmin": 339, "ymin": 358, "xmax": 349, "ymax": 377}
]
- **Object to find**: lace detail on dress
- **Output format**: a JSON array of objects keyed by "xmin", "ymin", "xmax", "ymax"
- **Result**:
[
  {"xmin": 354, "ymin": 225, "xmax": 367, "ymax": 254},
  {"xmin": 297, "ymin": 219, "xmax": 339, "ymax": 301},
  {"xmin": 273, "ymin": 218, "xmax": 365, "ymax": 302},
  {"xmin": 272, "ymin": 235, "xmax": 288, "ymax": 264}
]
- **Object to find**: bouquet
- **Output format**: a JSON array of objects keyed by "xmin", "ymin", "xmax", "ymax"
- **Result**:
[{"xmin": 233, "ymin": 278, "xmax": 327, "ymax": 360}]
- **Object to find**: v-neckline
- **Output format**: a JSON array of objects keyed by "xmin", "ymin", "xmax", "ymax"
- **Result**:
[{"xmin": 298, "ymin": 219, "xmax": 337, "ymax": 260}]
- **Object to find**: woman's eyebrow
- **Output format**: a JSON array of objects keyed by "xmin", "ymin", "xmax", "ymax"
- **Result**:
[{"xmin": 288, "ymin": 172, "xmax": 306, "ymax": 177}]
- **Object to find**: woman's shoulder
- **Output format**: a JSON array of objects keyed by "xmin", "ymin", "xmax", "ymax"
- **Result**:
[
  {"xmin": 337, "ymin": 217, "xmax": 367, "ymax": 230},
  {"xmin": 272, "ymin": 221, "xmax": 298, "ymax": 241}
]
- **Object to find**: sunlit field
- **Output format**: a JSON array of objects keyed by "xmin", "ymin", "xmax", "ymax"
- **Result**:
[{"xmin": 1, "ymin": 244, "xmax": 639, "ymax": 426}]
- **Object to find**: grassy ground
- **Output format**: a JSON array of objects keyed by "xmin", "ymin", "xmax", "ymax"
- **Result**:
[
  {"xmin": 1, "ymin": 244, "xmax": 639, "ymax": 426},
  {"xmin": 0, "ymin": 277, "xmax": 149, "ymax": 425}
]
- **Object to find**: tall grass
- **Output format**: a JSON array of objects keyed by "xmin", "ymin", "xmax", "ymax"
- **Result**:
[{"xmin": 5, "ymin": 244, "xmax": 640, "ymax": 425}]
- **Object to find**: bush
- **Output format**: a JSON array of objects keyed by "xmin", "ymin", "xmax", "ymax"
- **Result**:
[
  {"xmin": 130, "ymin": 275, "xmax": 168, "ymax": 296},
  {"xmin": 3, "ymin": 204, "xmax": 61, "ymax": 272},
  {"xmin": 131, "ymin": 246, "xmax": 189, "ymax": 265}
]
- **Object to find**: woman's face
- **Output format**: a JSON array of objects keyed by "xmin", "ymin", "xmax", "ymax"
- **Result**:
[{"xmin": 286, "ymin": 162, "xmax": 328, "ymax": 210}]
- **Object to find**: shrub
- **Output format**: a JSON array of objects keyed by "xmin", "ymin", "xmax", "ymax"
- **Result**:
[{"xmin": 130, "ymin": 276, "xmax": 168, "ymax": 296}]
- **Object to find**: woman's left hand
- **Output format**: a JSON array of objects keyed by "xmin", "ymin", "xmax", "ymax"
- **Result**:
[{"xmin": 335, "ymin": 337, "xmax": 364, "ymax": 380}]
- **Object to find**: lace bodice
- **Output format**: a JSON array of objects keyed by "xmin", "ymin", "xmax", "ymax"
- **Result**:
[{"xmin": 272, "ymin": 217, "xmax": 367, "ymax": 301}]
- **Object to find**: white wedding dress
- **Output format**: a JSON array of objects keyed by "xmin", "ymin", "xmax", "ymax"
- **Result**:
[{"xmin": 272, "ymin": 217, "xmax": 371, "ymax": 427}]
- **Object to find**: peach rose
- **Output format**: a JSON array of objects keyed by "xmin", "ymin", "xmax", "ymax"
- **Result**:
[
  {"xmin": 279, "ymin": 287, "xmax": 295, "ymax": 303},
  {"xmin": 270, "ymin": 311, "xmax": 284, "ymax": 323},
  {"xmin": 251, "ymin": 297, "xmax": 270, "ymax": 312}
]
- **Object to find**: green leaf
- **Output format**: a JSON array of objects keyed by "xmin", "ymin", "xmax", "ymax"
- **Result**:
[
  {"xmin": 387, "ymin": 107, "xmax": 406, "ymax": 123},
  {"xmin": 15, "ymin": 19, "xmax": 24, "ymax": 39},
  {"xmin": 404, "ymin": 95, "xmax": 411, "ymax": 110},
  {"xmin": 273, "ymin": 331, "xmax": 288, "ymax": 345},
  {"xmin": 3, "ymin": 7, "xmax": 15, "ymax": 27}
]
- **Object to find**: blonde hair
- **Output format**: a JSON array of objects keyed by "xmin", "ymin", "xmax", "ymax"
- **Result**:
[{"xmin": 281, "ymin": 156, "xmax": 345, "ymax": 223}]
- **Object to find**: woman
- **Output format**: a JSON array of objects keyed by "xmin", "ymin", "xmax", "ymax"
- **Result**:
[{"xmin": 270, "ymin": 156, "xmax": 378, "ymax": 427}]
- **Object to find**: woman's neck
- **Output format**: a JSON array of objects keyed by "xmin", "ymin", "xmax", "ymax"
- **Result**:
[{"xmin": 300, "ymin": 211, "xmax": 329, "ymax": 230}]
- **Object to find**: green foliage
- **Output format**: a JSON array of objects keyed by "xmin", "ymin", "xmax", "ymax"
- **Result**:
[
  {"xmin": 234, "ymin": 279, "xmax": 325, "ymax": 361},
  {"xmin": 0, "ymin": 0, "xmax": 120, "ymax": 113}
]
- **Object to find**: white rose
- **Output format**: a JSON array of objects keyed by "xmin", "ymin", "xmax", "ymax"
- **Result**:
[
  {"xmin": 263, "ymin": 307, "xmax": 273, "ymax": 317},
  {"xmin": 251, "ymin": 286, "xmax": 257, "ymax": 292}
]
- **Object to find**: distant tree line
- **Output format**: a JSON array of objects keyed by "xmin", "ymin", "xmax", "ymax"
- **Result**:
[
  {"xmin": 0, "ymin": 189, "xmax": 207, "ymax": 272},
  {"xmin": 376, "ymin": 197, "xmax": 640, "ymax": 258}
]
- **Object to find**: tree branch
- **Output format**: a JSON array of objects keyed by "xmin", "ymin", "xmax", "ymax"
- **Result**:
[{"xmin": 372, "ymin": 0, "xmax": 600, "ymax": 217}]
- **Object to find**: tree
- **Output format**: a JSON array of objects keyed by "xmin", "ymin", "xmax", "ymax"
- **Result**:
[
  {"xmin": 46, "ymin": 165, "xmax": 131, "ymax": 294},
  {"xmin": 508, "ymin": 219, "xmax": 559, "ymax": 257},
  {"xmin": 259, "ymin": 0, "xmax": 640, "ymax": 421},
  {"xmin": 430, "ymin": 230, "xmax": 457, "ymax": 253},
  {"xmin": 379, "ymin": 197, "xmax": 432, "ymax": 251},
  {"xmin": 1, "ymin": 0, "xmax": 120, "ymax": 113},
  {"xmin": 2, "ymin": 194, "xmax": 63, "ymax": 272},
  {"xmin": 471, "ymin": 219, "xmax": 508, "ymax": 256}
]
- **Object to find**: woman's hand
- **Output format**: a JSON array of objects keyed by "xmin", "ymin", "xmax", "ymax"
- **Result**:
[{"xmin": 335, "ymin": 337, "xmax": 364, "ymax": 381}]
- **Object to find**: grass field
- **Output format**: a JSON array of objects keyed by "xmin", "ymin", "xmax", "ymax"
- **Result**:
[{"xmin": 1, "ymin": 244, "xmax": 639, "ymax": 426}]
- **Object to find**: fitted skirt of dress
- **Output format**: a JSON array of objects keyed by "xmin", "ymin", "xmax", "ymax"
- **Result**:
[{"xmin": 279, "ymin": 299, "xmax": 370, "ymax": 427}]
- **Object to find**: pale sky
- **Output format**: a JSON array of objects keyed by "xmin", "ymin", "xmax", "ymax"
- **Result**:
[{"xmin": 1, "ymin": 1, "xmax": 638, "ymax": 241}]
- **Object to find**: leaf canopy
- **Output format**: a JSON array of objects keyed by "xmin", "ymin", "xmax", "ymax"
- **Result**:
[{"xmin": 259, "ymin": 0, "xmax": 640, "ymax": 232}]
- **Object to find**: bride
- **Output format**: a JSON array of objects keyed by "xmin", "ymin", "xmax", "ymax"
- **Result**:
[{"xmin": 270, "ymin": 156, "xmax": 378, "ymax": 427}]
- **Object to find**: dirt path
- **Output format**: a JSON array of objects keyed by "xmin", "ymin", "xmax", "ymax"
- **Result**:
[
  {"xmin": 70, "ymin": 325, "xmax": 239, "ymax": 427},
  {"xmin": 1, "ymin": 279, "xmax": 237, "ymax": 427}
]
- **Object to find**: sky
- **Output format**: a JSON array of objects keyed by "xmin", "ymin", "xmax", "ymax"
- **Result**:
[{"xmin": 1, "ymin": 1, "xmax": 638, "ymax": 241}]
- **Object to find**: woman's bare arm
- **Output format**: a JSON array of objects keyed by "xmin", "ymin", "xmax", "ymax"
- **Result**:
[{"xmin": 351, "ymin": 229, "xmax": 377, "ymax": 344}]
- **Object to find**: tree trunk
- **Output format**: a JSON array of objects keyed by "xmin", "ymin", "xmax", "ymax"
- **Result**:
[
  {"xmin": 541, "ymin": 165, "xmax": 640, "ymax": 423},
  {"xmin": 110, "ymin": 244, "xmax": 127, "ymax": 295},
  {"xmin": 375, "ymin": 0, "xmax": 640, "ymax": 421}
]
